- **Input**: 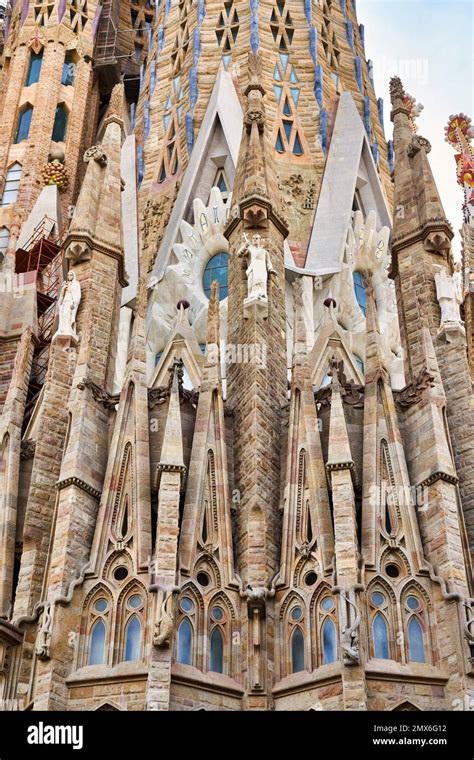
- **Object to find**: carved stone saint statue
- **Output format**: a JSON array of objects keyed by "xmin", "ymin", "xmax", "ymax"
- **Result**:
[
  {"xmin": 53, "ymin": 270, "xmax": 81, "ymax": 342},
  {"xmin": 237, "ymin": 233, "xmax": 276, "ymax": 303},
  {"xmin": 434, "ymin": 266, "xmax": 462, "ymax": 326}
]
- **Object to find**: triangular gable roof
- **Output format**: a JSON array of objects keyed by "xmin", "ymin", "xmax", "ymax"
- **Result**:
[
  {"xmin": 150, "ymin": 70, "xmax": 243, "ymax": 283},
  {"xmin": 305, "ymin": 92, "xmax": 391, "ymax": 276}
]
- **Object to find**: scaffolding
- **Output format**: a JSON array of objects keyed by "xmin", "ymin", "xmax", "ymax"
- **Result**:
[{"xmin": 15, "ymin": 216, "xmax": 64, "ymax": 423}]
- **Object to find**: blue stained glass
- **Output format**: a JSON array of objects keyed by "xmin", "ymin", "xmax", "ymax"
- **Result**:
[
  {"xmin": 353, "ymin": 271, "xmax": 366, "ymax": 315},
  {"xmin": 26, "ymin": 52, "xmax": 43, "ymax": 86},
  {"xmin": 289, "ymin": 67, "xmax": 298, "ymax": 84},
  {"xmin": 174, "ymin": 75, "xmax": 181, "ymax": 91},
  {"xmin": 283, "ymin": 120, "xmax": 292, "ymax": 140},
  {"xmin": 223, "ymin": 54, "xmax": 231, "ymax": 70},
  {"xmin": 279, "ymin": 53, "xmax": 289, "ymax": 72},
  {"xmin": 203, "ymin": 253, "xmax": 229, "ymax": 300},
  {"xmin": 89, "ymin": 620, "xmax": 106, "ymax": 665},
  {"xmin": 177, "ymin": 105, "xmax": 183, "ymax": 123},
  {"xmin": 291, "ymin": 627, "xmax": 305, "ymax": 673},
  {"xmin": 52, "ymin": 104, "xmax": 68, "ymax": 142},
  {"xmin": 274, "ymin": 64, "xmax": 282, "ymax": 81},
  {"xmin": 293, "ymin": 133, "xmax": 303, "ymax": 156},
  {"xmin": 163, "ymin": 113, "xmax": 171, "ymax": 131},
  {"xmin": 209, "ymin": 628, "xmax": 224, "ymax": 673},
  {"xmin": 322, "ymin": 618, "xmax": 337, "ymax": 664},
  {"xmin": 283, "ymin": 97, "xmax": 291, "ymax": 116},
  {"xmin": 165, "ymin": 96, "xmax": 172, "ymax": 110},
  {"xmin": 124, "ymin": 616, "xmax": 141, "ymax": 662},
  {"xmin": 15, "ymin": 107, "xmax": 33, "ymax": 143},
  {"xmin": 373, "ymin": 613, "xmax": 390, "ymax": 659},
  {"xmin": 177, "ymin": 618, "xmax": 193, "ymax": 664},
  {"xmin": 275, "ymin": 131, "xmax": 284, "ymax": 153},
  {"xmin": 273, "ymin": 85, "xmax": 283, "ymax": 103},
  {"xmin": 408, "ymin": 618, "xmax": 425, "ymax": 663},
  {"xmin": 290, "ymin": 88, "xmax": 300, "ymax": 106}
]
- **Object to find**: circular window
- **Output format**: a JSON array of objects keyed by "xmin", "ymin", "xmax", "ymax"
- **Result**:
[
  {"xmin": 203, "ymin": 253, "xmax": 229, "ymax": 300},
  {"xmin": 371, "ymin": 592, "xmax": 385, "ymax": 607},
  {"xmin": 212, "ymin": 607, "xmax": 224, "ymax": 621},
  {"xmin": 94, "ymin": 598, "xmax": 108, "ymax": 613},
  {"xmin": 129, "ymin": 594, "xmax": 142, "ymax": 609},
  {"xmin": 291, "ymin": 607, "xmax": 303, "ymax": 621},
  {"xmin": 304, "ymin": 571, "xmax": 318, "ymax": 587},
  {"xmin": 113, "ymin": 566, "xmax": 129, "ymax": 581},
  {"xmin": 321, "ymin": 597, "xmax": 334, "ymax": 612},
  {"xmin": 385, "ymin": 564, "xmax": 400, "ymax": 579},
  {"xmin": 180, "ymin": 598, "xmax": 194, "ymax": 613},
  {"xmin": 197, "ymin": 571, "xmax": 210, "ymax": 587},
  {"xmin": 406, "ymin": 596, "xmax": 419, "ymax": 611}
]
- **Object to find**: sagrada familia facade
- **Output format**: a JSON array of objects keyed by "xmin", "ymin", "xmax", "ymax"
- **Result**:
[{"xmin": 0, "ymin": 0, "xmax": 473, "ymax": 712}]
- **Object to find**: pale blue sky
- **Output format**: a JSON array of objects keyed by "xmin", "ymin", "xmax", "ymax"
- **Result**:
[{"xmin": 358, "ymin": 0, "xmax": 474, "ymax": 255}]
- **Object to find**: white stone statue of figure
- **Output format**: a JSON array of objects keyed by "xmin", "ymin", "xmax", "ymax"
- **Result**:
[
  {"xmin": 434, "ymin": 266, "xmax": 462, "ymax": 326},
  {"xmin": 54, "ymin": 270, "xmax": 81, "ymax": 341},
  {"xmin": 453, "ymin": 261, "xmax": 464, "ymax": 305},
  {"xmin": 237, "ymin": 233, "xmax": 276, "ymax": 302}
]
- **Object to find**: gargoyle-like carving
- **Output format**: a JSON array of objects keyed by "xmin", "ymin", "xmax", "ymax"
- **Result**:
[
  {"xmin": 407, "ymin": 135, "xmax": 431, "ymax": 157},
  {"xmin": 84, "ymin": 145, "xmax": 107, "ymax": 166},
  {"xmin": 35, "ymin": 602, "xmax": 53, "ymax": 660},
  {"xmin": 341, "ymin": 592, "xmax": 361, "ymax": 666},
  {"xmin": 77, "ymin": 377, "xmax": 120, "ymax": 409},
  {"xmin": 394, "ymin": 368, "xmax": 435, "ymax": 409},
  {"xmin": 153, "ymin": 589, "xmax": 175, "ymax": 648}
]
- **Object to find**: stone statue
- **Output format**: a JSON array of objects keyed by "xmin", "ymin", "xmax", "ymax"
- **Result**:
[
  {"xmin": 453, "ymin": 261, "xmax": 464, "ymax": 305},
  {"xmin": 153, "ymin": 589, "xmax": 174, "ymax": 647},
  {"xmin": 434, "ymin": 266, "xmax": 462, "ymax": 326},
  {"xmin": 35, "ymin": 602, "xmax": 53, "ymax": 660},
  {"xmin": 341, "ymin": 592, "xmax": 361, "ymax": 666},
  {"xmin": 54, "ymin": 271, "xmax": 81, "ymax": 342},
  {"xmin": 237, "ymin": 233, "xmax": 276, "ymax": 303}
]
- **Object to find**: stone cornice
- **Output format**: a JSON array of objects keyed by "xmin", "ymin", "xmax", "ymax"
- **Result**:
[
  {"xmin": 56, "ymin": 477, "xmax": 101, "ymax": 500},
  {"xmin": 225, "ymin": 194, "xmax": 289, "ymax": 239},
  {"xmin": 154, "ymin": 462, "xmax": 187, "ymax": 492},
  {"xmin": 418, "ymin": 471, "xmax": 458, "ymax": 488},
  {"xmin": 391, "ymin": 217, "xmax": 454, "ymax": 257},
  {"xmin": 62, "ymin": 231, "xmax": 128, "ymax": 287}
]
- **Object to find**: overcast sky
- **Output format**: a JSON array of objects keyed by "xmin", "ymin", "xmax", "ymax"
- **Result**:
[{"xmin": 358, "ymin": 0, "xmax": 473, "ymax": 257}]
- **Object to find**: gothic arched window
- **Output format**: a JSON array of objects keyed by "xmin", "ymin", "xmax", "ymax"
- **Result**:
[
  {"xmin": 369, "ymin": 588, "xmax": 393, "ymax": 660},
  {"xmin": 404, "ymin": 594, "xmax": 427, "ymax": 664},
  {"xmin": 120, "ymin": 588, "xmax": 145, "ymax": 663},
  {"xmin": 320, "ymin": 595, "xmax": 337, "ymax": 665},
  {"xmin": 26, "ymin": 51, "xmax": 43, "ymax": 86},
  {"xmin": 124, "ymin": 616, "xmax": 142, "ymax": 662},
  {"xmin": 85, "ymin": 593, "xmax": 111, "ymax": 666},
  {"xmin": 15, "ymin": 107, "xmax": 33, "ymax": 143},
  {"xmin": 176, "ymin": 595, "xmax": 196, "ymax": 666},
  {"xmin": 291, "ymin": 626, "xmax": 305, "ymax": 673},
  {"xmin": 208, "ymin": 603, "xmax": 228, "ymax": 674},
  {"xmin": 89, "ymin": 619, "xmax": 106, "ymax": 665}
]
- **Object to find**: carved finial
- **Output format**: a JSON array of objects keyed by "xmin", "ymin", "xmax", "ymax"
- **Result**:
[
  {"xmin": 445, "ymin": 113, "xmax": 474, "ymax": 222},
  {"xmin": 167, "ymin": 357, "xmax": 184, "ymax": 391},
  {"xmin": 105, "ymin": 82, "xmax": 125, "ymax": 125},
  {"xmin": 244, "ymin": 52, "xmax": 265, "ymax": 133},
  {"xmin": 207, "ymin": 280, "xmax": 220, "ymax": 347},
  {"xmin": 389, "ymin": 76, "xmax": 405, "ymax": 105}
]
